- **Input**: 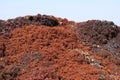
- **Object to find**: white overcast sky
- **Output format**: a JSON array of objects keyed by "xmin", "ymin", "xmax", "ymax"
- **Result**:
[{"xmin": 0, "ymin": 0, "xmax": 120, "ymax": 25}]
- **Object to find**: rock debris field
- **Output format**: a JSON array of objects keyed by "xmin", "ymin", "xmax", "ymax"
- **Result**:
[{"xmin": 0, "ymin": 14, "xmax": 120, "ymax": 80}]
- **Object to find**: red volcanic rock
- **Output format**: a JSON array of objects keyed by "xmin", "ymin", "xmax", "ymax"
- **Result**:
[{"xmin": 0, "ymin": 14, "xmax": 120, "ymax": 80}]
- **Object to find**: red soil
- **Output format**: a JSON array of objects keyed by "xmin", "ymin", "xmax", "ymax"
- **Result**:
[{"xmin": 0, "ymin": 14, "xmax": 120, "ymax": 80}]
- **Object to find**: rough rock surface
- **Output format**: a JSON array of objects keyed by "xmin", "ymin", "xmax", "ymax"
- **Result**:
[{"xmin": 0, "ymin": 14, "xmax": 120, "ymax": 80}]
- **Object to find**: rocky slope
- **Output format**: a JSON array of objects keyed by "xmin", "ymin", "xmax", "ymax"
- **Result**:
[{"xmin": 0, "ymin": 14, "xmax": 120, "ymax": 80}]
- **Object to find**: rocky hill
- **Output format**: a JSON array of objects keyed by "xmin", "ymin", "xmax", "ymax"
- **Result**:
[{"xmin": 0, "ymin": 14, "xmax": 120, "ymax": 80}]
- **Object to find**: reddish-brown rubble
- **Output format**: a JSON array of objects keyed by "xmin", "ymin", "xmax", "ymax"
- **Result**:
[{"xmin": 0, "ymin": 14, "xmax": 120, "ymax": 80}]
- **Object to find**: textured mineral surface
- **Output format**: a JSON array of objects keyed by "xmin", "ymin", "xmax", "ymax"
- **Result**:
[{"xmin": 0, "ymin": 14, "xmax": 120, "ymax": 80}]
